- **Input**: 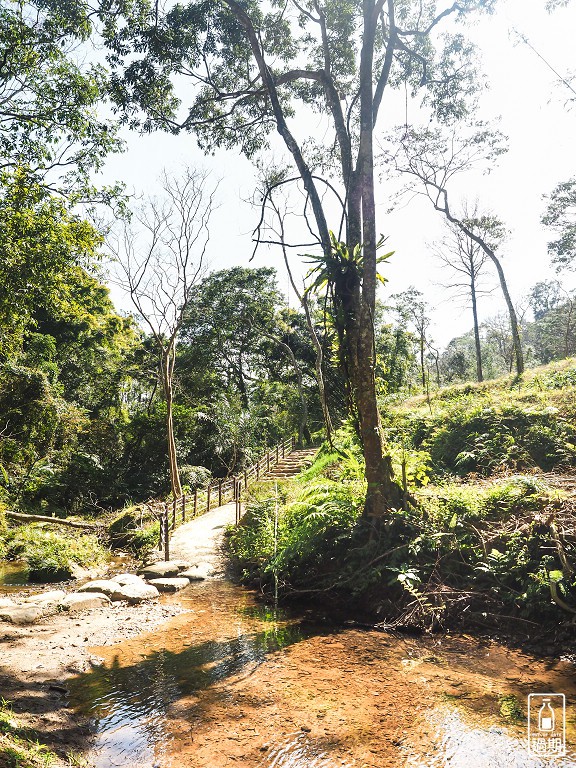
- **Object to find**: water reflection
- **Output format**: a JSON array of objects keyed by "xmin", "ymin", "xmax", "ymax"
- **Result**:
[
  {"xmin": 68, "ymin": 595, "xmax": 312, "ymax": 768},
  {"xmin": 0, "ymin": 561, "xmax": 29, "ymax": 587},
  {"xmin": 68, "ymin": 582, "xmax": 576, "ymax": 768},
  {"xmin": 407, "ymin": 708, "xmax": 576, "ymax": 768}
]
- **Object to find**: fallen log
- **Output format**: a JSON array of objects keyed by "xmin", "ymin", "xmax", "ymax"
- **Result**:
[{"xmin": 5, "ymin": 511, "xmax": 100, "ymax": 530}]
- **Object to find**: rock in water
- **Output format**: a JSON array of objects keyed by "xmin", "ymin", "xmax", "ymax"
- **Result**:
[
  {"xmin": 111, "ymin": 573, "xmax": 146, "ymax": 586},
  {"xmin": 109, "ymin": 581, "xmax": 160, "ymax": 604},
  {"xmin": 77, "ymin": 579, "xmax": 120, "ymax": 595},
  {"xmin": 180, "ymin": 567, "xmax": 209, "ymax": 582},
  {"xmin": 138, "ymin": 561, "xmax": 181, "ymax": 579},
  {"xmin": 147, "ymin": 577, "xmax": 190, "ymax": 592}
]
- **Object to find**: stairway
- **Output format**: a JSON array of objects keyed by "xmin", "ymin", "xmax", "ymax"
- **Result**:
[{"xmin": 266, "ymin": 448, "xmax": 318, "ymax": 479}]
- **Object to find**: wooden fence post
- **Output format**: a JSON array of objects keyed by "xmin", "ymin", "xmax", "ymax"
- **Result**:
[
  {"xmin": 164, "ymin": 504, "xmax": 170, "ymax": 561},
  {"xmin": 244, "ymin": 469, "xmax": 248, "ymax": 489},
  {"xmin": 266, "ymin": 451, "xmax": 270, "ymax": 472},
  {"xmin": 182, "ymin": 494, "xmax": 186, "ymax": 524},
  {"xmin": 218, "ymin": 479, "xmax": 222, "ymax": 507},
  {"xmin": 256, "ymin": 461, "xmax": 260, "ymax": 480},
  {"xmin": 276, "ymin": 444, "xmax": 279, "ymax": 464},
  {"xmin": 207, "ymin": 485, "xmax": 211, "ymax": 512},
  {"xmin": 172, "ymin": 498, "xmax": 177, "ymax": 530}
]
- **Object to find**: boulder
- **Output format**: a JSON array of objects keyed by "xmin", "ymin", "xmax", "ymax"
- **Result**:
[
  {"xmin": 23, "ymin": 590, "xmax": 66, "ymax": 605},
  {"xmin": 59, "ymin": 593, "xmax": 111, "ymax": 613},
  {"xmin": 138, "ymin": 561, "xmax": 181, "ymax": 579},
  {"xmin": 180, "ymin": 567, "xmax": 208, "ymax": 582},
  {"xmin": 108, "ymin": 581, "xmax": 160, "ymax": 604},
  {"xmin": 0, "ymin": 605, "xmax": 46, "ymax": 625},
  {"xmin": 147, "ymin": 577, "xmax": 190, "ymax": 592}
]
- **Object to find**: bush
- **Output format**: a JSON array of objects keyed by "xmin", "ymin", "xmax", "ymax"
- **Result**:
[{"xmin": 2, "ymin": 525, "xmax": 106, "ymax": 582}]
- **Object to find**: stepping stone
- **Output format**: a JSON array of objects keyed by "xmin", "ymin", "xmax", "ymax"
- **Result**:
[
  {"xmin": 0, "ymin": 605, "xmax": 46, "ymax": 625},
  {"xmin": 107, "ymin": 581, "xmax": 159, "ymax": 604},
  {"xmin": 147, "ymin": 577, "xmax": 190, "ymax": 592},
  {"xmin": 180, "ymin": 567, "xmax": 208, "ymax": 582},
  {"xmin": 59, "ymin": 593, "xmax": 111, "ymax": 613},
  {"xmin": 138, "ymin": 561, "xmax": 181, "ymax": 579},
  {"xmin": 77, "ymin": 579, "xmax": 119, "ymax": 595},
  {"xmin": 111, "ymin": 573, "xmax": 146, "ymax": 586},
  {"xmin": 78, "ymin": 578, "xmax": 159, "ymax": 603}
]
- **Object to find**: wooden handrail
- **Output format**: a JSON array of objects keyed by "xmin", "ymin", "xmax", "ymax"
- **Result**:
[{"xmin": 156, "ymin": 433, "xmax": 299, "ymax": 553}]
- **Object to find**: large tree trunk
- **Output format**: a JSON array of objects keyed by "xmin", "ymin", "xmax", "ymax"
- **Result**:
[
  {"xmin": 161, "ymin": 346, "xmax": 183, "ymax": 498},
  {"xmin": 471, "ymin": 278, "xmax": 483, "ymax": 382},
  {"xmin": 345, "ymin": 0, "xmax": 402, "ymax": 518}
]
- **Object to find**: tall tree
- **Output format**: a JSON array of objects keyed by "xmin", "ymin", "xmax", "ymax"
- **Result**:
[
  {"xmin": 390, "ymin": 124, "xmax": 524, "ymax": 375},
  {"xmin": 0, "ymin": 0, "xmax": 121, "ymax": 199},
  {"xmin": 433, "ymin": 214, "xmax": 491, "ymax": 382},
  {"xmin": 103, "ymin": 0, "xmax": 495, "ymax": 516},
  {"xmin": 110, "ymin": 168, "xmax": 216, "ymax": 498},
  {"xmin": 392, "ymin": 288, "xmax": 431, "ymax": 390}
]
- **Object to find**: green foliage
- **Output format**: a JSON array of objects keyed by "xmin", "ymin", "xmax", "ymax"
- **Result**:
[
  {"xmin": 0, "ymin": 697, "xmax": 61, "ymax": 768},
  {"xmin": 0, "ymin": 0, "xmax": 122, "ymax": 198},
  {"xmin": 108, "ymin": 508, "xmax": 159, "ymax": 556},
  {"xmin": 542, "ymin": 177, "xmax": 576, "ymax": 269},
  {"xmin": 1, "ymin": 526, "xmax": 106, "ymax": 582},
  {"xmin": 388, "ymin": 360, "xmax": 576, "ymax": 476},
  {"xmin": 0, "ymin": 171, "xmax": 104, "ymax": 358}
]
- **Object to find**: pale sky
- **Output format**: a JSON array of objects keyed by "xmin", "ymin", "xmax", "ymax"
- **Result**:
[{"xmin": 98, "ymin": 0, "xmax": 576, "ymax": 348}]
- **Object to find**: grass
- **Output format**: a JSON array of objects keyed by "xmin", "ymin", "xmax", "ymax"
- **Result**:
[
  {"xmin": 383, "ymin": 358, "xmax": 576, "ymax": 476},
  {"xmin": 0, "ymin": 699, "xmax": 60, "ymax": 768}
]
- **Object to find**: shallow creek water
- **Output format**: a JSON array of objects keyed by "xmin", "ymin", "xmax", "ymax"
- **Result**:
[{"xmin": 68, "ymin": 581, "xmax": 576, "ymax": 768}]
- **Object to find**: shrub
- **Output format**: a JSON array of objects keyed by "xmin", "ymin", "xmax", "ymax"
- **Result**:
[{"xmin": 3, "ymin": 525, "xmax": 106, "ymax": 582}]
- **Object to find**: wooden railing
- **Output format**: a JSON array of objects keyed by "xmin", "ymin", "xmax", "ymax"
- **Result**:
[{"xmin": 150, "ymin": 435, "xmax": 296, "ymax": 559}]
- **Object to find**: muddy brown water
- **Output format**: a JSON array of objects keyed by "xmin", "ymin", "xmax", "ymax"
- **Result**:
[{"xmin": 67, "ymin": 581, "xmax": 576, "ymax": 768}]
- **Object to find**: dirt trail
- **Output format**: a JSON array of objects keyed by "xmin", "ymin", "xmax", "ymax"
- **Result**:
[{"xmin": 169, "ymin": 502, "xmax": 236, "ymax": 577}]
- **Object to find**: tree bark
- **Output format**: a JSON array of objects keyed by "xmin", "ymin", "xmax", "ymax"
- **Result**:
[
  {"xmin": 161, "ymin": 346, "xmax": 183, "ymax": 498},
  {"xmin": 470, "ymin": 278, "xmax": 483, "ymax": 382},
  {"xmin": 348, "ymin": 0, "xmax": 402, "ymax": 518},
  {"xmin": 5, "ymin": 511, "xmax": 99, "ymax": 529}
]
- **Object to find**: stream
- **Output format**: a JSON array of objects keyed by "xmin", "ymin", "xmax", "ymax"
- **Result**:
[{"xmin": 67, "ymin": 580, "xmax": 576, "ymax": 768}]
